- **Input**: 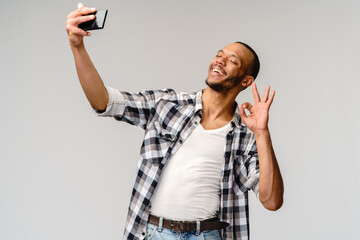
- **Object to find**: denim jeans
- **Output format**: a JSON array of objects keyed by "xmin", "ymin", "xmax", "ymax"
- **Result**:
[{"xmin": 145, "ymin": 222, "xmax": 223, "ymax": 240}]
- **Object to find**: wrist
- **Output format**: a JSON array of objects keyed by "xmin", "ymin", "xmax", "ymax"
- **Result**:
[
  {"xmin": 253, "ymin": 128, "xmax": 270, "ymax": 139},
  {"xmin": 70, "ymin": 41, "xmax": 85, "ymax": 51},
  {"xmin": 70, "ymin": 43, "xmax": 87, "ymax": 57}
]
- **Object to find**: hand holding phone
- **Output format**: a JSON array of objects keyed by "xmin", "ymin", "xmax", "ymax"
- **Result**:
[
  {"xmin": 66, "ymin": 3, "xmax": 108, "ymax": 47},
  {"xmin": 78, "ymin": 9, "xmax": 108, "ymax": 31}
]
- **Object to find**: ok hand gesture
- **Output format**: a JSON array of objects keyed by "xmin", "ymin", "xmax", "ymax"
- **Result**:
[{"xmin": 239, "ymin": 83, "xmax": 275, "ymax": 134}]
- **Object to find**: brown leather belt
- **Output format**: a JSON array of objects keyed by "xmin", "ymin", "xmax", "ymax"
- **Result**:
[{"xmin": 148, "ymin": 214, "xmax": 229, "ymax": 232}]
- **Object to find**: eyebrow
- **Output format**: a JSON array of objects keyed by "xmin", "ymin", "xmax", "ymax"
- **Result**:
[{"xmin": 217, "ymin": 49, "xmax": 241, "ymax": 61}]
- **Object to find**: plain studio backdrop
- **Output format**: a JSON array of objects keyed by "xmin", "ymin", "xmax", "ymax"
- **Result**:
[{"xmin": 1, "ymin": 0, "xmax": 359, "ymax": 239}]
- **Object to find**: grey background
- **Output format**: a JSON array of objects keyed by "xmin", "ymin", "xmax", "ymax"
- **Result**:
[{"xmin": 1, "ymin": 0, "xmax": 359, "ymax": 239}]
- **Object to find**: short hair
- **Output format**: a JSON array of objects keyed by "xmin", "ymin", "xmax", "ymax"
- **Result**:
[{"xmin": 235, "ymin": 41, "xmax": 260, "ymax": 80}]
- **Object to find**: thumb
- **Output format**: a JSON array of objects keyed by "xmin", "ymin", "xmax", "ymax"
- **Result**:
[
  {"xmin": 77, "ymin": 2, "xmax": 84, "ymax": 9},
  {"xmin": 238, "ymin": 103, "xmax": 248, "ymax": 120},
  {"xmin": 242, "ymin": 102, "xmax": 253, "ymax": 111}
]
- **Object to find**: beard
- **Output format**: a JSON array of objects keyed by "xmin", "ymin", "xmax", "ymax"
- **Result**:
[{"xmin": 205, "ymin": 74, "xmax": 245, "ymax": 93}]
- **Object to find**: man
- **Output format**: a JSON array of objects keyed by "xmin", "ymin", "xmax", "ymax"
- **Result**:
[{"xmin": 66, "ymin": 3, "xmax": 284, "ymax": 240}]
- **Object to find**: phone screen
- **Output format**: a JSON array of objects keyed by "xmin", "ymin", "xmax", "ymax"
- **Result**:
[
  {"xmin": 79, "ymin": 9, "xmax": 108, "ymax": 31},
  {"xmin": 92, "ymin": 10, "xmax": 107, "ymax": 29}
]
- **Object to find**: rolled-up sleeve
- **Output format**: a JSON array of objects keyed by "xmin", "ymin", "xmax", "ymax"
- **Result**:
[
  {"xmin": 93, "ymin": 85, "xmax": 176, "ymax": 129},
  {"xmin": 93, "ymin": 85, "xmax": 125, "ymax": 117},
  {"xmin": 242, "ymin": 133, "xmax": 260, "ymax": 198},
  {"xmin": 246, "ymin": 154, "xmax": 260, "ymax": 198}
]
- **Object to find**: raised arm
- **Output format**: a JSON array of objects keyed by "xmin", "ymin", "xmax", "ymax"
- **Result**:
[
  {"xmin": 66, "ymin": 3, "xmax": 108, "ymax": 111},
  {"xmin": 239, "ymin": 83, "xmax": 284, "ymax": 211}
]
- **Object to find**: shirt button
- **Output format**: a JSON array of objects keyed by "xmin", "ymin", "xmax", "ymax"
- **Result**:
[
  {"xmin": 142, "ymin": 232, "xmax": 145, "ymax": 236},
  {"xmin": 179, "ymin": 139, "xmax": 183, "ymax": 144}
]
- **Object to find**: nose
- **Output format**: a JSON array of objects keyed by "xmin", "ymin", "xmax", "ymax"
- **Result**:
[{"xmin": 216, "ymin": 55, "xmax": 226, "ymax": 66}]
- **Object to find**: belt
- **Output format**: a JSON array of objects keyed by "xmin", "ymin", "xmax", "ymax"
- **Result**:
[{"xmin": 148, "ymin": 214, "xmax": 229, "ymax": 232}]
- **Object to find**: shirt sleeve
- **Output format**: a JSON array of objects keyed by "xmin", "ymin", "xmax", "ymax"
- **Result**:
[
  {"xmin": 93, "ymin": 85, "xmax": 175, "ymax": 129},
  {"xmin": 243, "ymin": 133, "xmax": 260, "ymax": 198},
  {"xmin": 246, "ymin": 153, "xmax": 260, "ymax": 198}
]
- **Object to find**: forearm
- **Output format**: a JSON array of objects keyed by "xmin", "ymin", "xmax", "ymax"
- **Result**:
[
  {"xmin": 254, "ymin": 129, "xmax": 284, "ymax": 211},
  {"xmin": 71, "ymin": 43, "xmax": 109, "ymax": 111}
]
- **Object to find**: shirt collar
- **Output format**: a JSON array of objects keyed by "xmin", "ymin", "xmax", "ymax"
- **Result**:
[
  {"xmin": 194, "ymin": 89, "xmax": 243, "ymax": 129},
  {"xmin": 231, "ymin": 102, "xmax": 243, "ymax": 128},
  {"xmin": 194, "ymin": 89, "xmax": 204, "ymax": 113}
]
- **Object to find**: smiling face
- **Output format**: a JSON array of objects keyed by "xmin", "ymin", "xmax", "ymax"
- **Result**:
[{"xmin": 205, "ymin": 43, "xmax": 254, "ymax": 93}]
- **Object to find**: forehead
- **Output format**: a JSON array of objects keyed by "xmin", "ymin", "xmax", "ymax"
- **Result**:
[{"xmin": 221, "ymin": 43, "xmax": 253, "ymax": 63}]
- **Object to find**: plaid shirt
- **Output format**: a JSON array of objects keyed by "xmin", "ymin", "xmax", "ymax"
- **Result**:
[{"xmin": 95, "ymin": 86, "xmax": 260, "ymax": 240}]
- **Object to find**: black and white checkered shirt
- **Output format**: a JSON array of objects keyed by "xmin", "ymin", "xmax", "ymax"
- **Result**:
[{"xmin": 95, "ymin": 86, "xmax": 260, "ymax": 240}]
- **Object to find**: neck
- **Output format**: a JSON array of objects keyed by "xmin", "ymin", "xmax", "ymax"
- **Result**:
[{"xmin": 201, "ymin": 87, "xmax": 238, "ymax": 122}]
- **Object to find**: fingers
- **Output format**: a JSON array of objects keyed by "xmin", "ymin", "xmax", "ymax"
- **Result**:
[
  {"xmin": 66, "ymin": 15, "xmax": 93, "ymax": 36},
  {"xmin": 251, "ymin": 83, "xmax": 261, "ymax": 103},
  {"xmin": 66, "ymin": 3, "xmax": 96, "ymax": 38},
  {"xmin": 76, "ymin": 6, "xmax": 96, "ymax": 16},
  {"xmin": 242, "ymin": 102, "xmax": 253, "ymax": 111},
  {"xmin": 67, "ymin": 3, "xmax": 96, "ymax": 20},
  {"xmin": 266, "ymin": 90, "xmax": 276, "ymax": 107},
  {"xmin": 67, "ymin": 7, "xmax": 96, "ymax": 20},
  {"xmin": 261, "ymin": 85, "xmax": 275, "ymax": 107},
  {"xmin": 67, "ymin": 26, "xmax": 89, "ymax": 37},
  {"xmin": 253, "ymin": 83, "xmax": 276, "ymax": 106},
  {"xmin": 239, "ymin": 102, "xmax": 252, "ymax": 118},
  {"xmin": 239, "ymin": 102, "xmax": 253, "ymax": 120},
  {"xmin": 262, "ymin": 85, "xmax": 270, "ymax": 102},
  {"xmin": 70, "ymin": 14, "xmax": 96, "ymax": 26},
  {"xmin": 238, "ymin": 103, "xmax": 248, "ymax": 119}
]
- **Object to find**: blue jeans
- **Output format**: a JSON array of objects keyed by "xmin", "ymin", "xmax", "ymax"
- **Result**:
[{"xmin": 145, "ymin": 222, "xmax": 223, "ymax": 240}]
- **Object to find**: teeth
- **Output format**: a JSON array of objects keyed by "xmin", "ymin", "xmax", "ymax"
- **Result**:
[{"xmin": 212, "ymin": 68, "xmax": 223, "ymax": 75}]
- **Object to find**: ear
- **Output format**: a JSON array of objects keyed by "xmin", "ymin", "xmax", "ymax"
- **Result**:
[{"xmin": 241, "ymin": 75, "xmax": 254, "ymax": 88}]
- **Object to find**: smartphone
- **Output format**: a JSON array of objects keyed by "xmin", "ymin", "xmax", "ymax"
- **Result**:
[{"xmin": 79, "ymin": 9, "xmax": 108, "ymax": 31}]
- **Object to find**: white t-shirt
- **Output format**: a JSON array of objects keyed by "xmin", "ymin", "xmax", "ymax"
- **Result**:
[{"xmin": 150, "ymin": 121, "xmax": 232, "ymax": 221}]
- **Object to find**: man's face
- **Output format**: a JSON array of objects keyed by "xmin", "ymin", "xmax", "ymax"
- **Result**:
[{"xmin": 205, "ymin": 43, "xmax": 252, "ymax": 93}]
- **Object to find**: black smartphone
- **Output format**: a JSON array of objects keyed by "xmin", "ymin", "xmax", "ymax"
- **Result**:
[{"xmin": 79, "ymin": 9, "xmax": 108, "ymax": 31}]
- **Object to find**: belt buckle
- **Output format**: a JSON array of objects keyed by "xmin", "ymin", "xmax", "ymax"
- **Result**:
[
  {"xmin": 181, "ymin": 220, "xmax": 188, "ymax": 232},
  {"xmin": 170, "ymin": 220, "xmax": 174, "ymax": 231},
  {"xmin": 170, "ymin": 220, "xmax": 185, "ymax": 232}
]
